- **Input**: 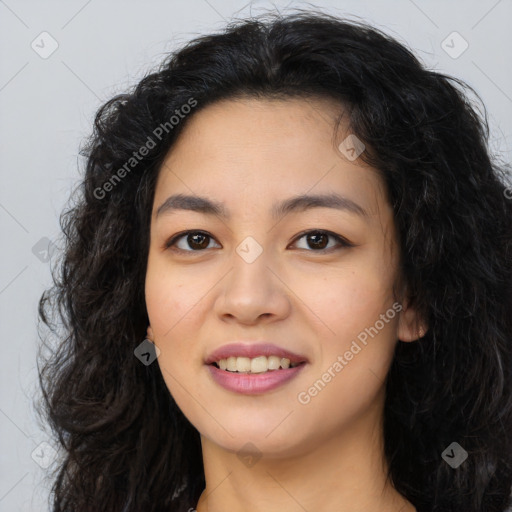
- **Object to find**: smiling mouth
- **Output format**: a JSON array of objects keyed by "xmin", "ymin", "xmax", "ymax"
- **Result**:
[{"xmin": 210, "ymin": 355, "xmax": 305, "ymax": 374}]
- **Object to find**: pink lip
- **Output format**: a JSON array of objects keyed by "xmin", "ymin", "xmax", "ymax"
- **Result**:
[
  {"xmin": 204, "ymin": 342, "xmax": 308, "ymax": 395},
  {"xmin": 206, "ymin": 363, "xmax": 307, "ymax": 395},
  {"xmin": 204, "ymin": 343, "xmax": 308, "ymax": 365}
]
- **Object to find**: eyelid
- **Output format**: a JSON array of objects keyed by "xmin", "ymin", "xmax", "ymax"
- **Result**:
[
  {"xmin": 163, "ymin": 230, "xmax": 221, "ymax": 252},
  {"xmin": 163, "ymin": 229, "xmax": 354, "ymax": 253},
  {"xmin": 291, "ymin": 229, "xmax": 354, "ymax": 250}
]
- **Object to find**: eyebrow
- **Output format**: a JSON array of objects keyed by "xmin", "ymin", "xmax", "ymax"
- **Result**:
[{"xmin": 155, "ymin": 192, "xmax": 369, "ymax": 221}]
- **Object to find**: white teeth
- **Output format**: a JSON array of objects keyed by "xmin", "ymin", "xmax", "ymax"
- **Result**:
[
  {"xmin": 237, "ymin": 357, "xmax": 252, "ymax": 372},
  {"xmin": 267, "ymin": 355, "xmax": 281, "ymax": 370},
  {"xmin": 214, "ymin": 355, "xmax": 300, "ymax": 373},
  {"xmin": 250, "ymin": 356, "xmax": 268, "ymax": 373},
  {"xmin": 227, "ymin": 356, "xmax": 237, "ymax": 372}
]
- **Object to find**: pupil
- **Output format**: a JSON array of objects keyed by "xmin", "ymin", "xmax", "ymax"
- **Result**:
[
  {"xmin": 308, "ymin": 232, "xmax": 327, "ymax": 249},
  {"xmin": 189, "ymin": 233, "xmax": 209, "ymax": 249}
]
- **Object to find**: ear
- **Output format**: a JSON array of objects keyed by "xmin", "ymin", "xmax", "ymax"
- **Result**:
[
  {"xmin": 146, "ymin": 325, "xmax": 154, "ymax": 341},
  {"xmin": 397, "ymin": 296, "xmax": 428, "ymax": 342}
]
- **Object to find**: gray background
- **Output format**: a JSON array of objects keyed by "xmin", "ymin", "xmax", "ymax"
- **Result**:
[{"xmin": 1, "ymin": 0, "xmax": 511, "ymax": 510}]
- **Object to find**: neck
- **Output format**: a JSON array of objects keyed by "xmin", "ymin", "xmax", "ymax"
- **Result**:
[{"xmin": 195, "ymin": 392, "xmax": 415, "ymax": 512}]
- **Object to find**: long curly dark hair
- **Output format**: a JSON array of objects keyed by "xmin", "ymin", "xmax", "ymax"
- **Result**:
[{"xmin": 36, "ymin": 9, "xmax": 512, "ymax": 512}]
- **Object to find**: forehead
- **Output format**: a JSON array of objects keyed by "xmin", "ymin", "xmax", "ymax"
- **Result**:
[
  {"xmin": 170, "ymin": 96, "xmax": 343, "ymax": 154},
  {"xmin": 153, "ymin": 97, "xmax": 389, "ymax": 221}
]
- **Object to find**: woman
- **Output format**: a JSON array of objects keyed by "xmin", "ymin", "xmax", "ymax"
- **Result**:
[{"xmin": 37, "ymin": 9, "xmax": 512, "ymax": 512}]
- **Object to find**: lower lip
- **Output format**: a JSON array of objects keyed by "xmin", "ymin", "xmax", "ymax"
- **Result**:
[{"xmin": 206, "ymin": 363, "xmax": 306, "ymax": 395}]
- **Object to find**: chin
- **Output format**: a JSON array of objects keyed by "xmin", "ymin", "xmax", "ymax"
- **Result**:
[{"xmin": 200, "ymin": 419, "xmax": 307, "ymax": 456}]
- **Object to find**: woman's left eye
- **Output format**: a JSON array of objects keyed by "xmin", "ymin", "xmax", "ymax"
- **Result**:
[
  {"xmin": 164, "ymin": 229, "xmax": 353, "ymax": 253},
  {"xmin": 290, "ymin": 230, "xmax": 353, "ymax": 251}
]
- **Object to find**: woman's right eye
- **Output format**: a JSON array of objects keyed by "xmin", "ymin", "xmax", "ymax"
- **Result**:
[{"xmin": 164, "ymin": 231, "xmax": 220, "ymax": 253}]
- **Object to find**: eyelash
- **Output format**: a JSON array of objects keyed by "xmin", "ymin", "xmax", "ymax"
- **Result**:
[{"xmin": 164, "ymin": 229, "xmax": 353, "ymax": 254}]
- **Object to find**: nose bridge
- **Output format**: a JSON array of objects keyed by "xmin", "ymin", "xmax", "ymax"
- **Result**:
[
  {"xmin": 229, "ymin": 234, "xmax": 273, "ymax": 295},
  {"xmin": 216, "ymin": 233, "xmax": 290, "ymax": 322}
]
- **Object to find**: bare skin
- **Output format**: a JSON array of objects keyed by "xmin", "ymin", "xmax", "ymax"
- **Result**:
[{"xmin": 145, "ymin": 97, "xmax": 423, "ymax": 512}]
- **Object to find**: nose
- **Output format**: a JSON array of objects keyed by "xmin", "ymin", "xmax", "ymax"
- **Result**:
[{"xmin": 214, "ymin": 244, "xmax": 291, "ymax": 326}]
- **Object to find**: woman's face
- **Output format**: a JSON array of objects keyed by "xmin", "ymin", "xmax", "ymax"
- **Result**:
[{"xmin": 145, "ymin": 97, "xmax": 420, "ymax": 457}]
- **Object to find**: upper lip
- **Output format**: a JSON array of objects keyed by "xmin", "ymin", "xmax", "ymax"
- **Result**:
[{"xmin": 205, "ymin": 342, "xmax": 309, "ymax": 365}]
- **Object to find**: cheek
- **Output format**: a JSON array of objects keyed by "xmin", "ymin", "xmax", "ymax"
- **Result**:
[
  {"xmin": 144, "ymin": 259, "xmax": 213, "ymax": 386},
  {"xmin": 294, "ymin": 272, "xmax": 399, "ymax": 431},
  {"xmin": 293, "ymin": 260, "xmax": 396, "ymax": 341},
  {"xmin": 145, "ymin": 258, "xmax": 205, "ymax": 337},
  {"xmin": 144, "ymin": 266, "xmax": 202, "ymax": 406}
]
